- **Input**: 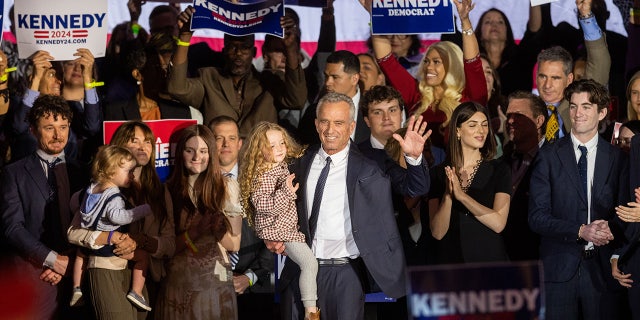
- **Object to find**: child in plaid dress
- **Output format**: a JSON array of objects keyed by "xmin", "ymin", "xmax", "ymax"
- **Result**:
[{"xmin": 239, "ymin": 122, "xmax": 320, "ymax": 320}]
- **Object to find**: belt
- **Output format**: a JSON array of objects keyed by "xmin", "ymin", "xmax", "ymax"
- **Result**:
[
  {"xmin": 317, "ymin": 257, "xmax": 351, "ymax": 266},
  {"xmin": 583, "ymin": 248, "xmax": 596, "ymax": 259}
]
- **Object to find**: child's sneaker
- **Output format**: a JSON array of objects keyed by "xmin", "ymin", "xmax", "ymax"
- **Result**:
[
  {"xmin": 127, "ymin": 291, "xmax": 152, "ymax": 311},
  {"xmin": 69, "ymin": 287, "xmax": 84, "ymax": 307}
]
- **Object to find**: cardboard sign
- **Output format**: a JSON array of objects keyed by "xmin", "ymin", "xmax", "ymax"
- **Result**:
[
  {"xmin": 407, "ymin": 262, "xmax": 543, "ymax": 319},
  {"xmin": 191, "ymin": 0, "xmax": 284, "ymax": 37},
  {"xmin": 14, "ymin": 0, "xmax": 108, "ymax": 60},
  {"xmin": 371, "ymin": 0, "xmax": 455, "ymax": 35},
  {"xmin": 103, "ymin": 119, "xmax": 197, "ymax": 182}
]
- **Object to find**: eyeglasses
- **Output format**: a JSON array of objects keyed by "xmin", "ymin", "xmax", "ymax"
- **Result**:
[
  {"xmin": 225, "ymin": 44, "xmax": 253, "ymax": 55},
  {"xmin": 383, "ymin": 34, "xmax": 409, "ymax": 40}
]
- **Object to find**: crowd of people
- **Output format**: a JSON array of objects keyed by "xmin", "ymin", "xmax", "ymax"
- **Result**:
[{"xmin": 2, "ymin": 0, "xmax": 640, "ymax": 319}]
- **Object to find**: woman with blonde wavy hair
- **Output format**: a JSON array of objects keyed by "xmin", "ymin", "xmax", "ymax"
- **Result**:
[
  {"xmin": 626, "ymin": 70, "xmax": 640, "ymax": 121},
  {"xmin": 363, "ymin": 0, "xmax": 487, "ymax": 148}
]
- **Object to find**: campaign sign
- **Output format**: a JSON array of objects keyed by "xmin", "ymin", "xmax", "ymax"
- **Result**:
[
  {"xmin": 191, "ymin": 0, "xmax": 285, "ymax": 37},
  {"xmin": 371, "ymin": 0, "xmax": 454, "ymax": 35},
  {"xmin": 407, "ymin": 261, "xmax": 543, "ymax": 320},
  {"xmin": 103, "ymin": 120, "xmax": 197, "ymax": 182},
  {"xmin": 0, "ymin": 1, "xmax": 4, "ymax": 42},
  {"xmin": 14, "ymin": 0, "xmax": 108, "ymax": 60}
]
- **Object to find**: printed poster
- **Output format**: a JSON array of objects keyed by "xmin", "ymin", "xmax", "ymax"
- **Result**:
[
  {"xmin": 407, "ymin": 262, "xmax": 543, "ymax": 319},
  {"xmin": 191, "ymin": 0, "xmax": 285, "ymax": 37},
  {"xmin": 14, "ymin": 0, "xmax": 108, "ymax": 60},
  {"xmin": 103, "ymin": 119, "xmax": 197, "ymax": 182},
  {"xmin": 371, "ymin": 0, "xmax": 455, "ymax": 35}
]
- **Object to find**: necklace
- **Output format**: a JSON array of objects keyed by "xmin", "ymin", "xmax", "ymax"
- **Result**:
[{"xmin": 458, "ymin": 159, "xmax": 482, "ymax": 193}]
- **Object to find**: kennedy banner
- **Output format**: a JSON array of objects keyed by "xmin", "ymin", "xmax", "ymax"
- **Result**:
[
  {"xmin": 407, "ymin": 262, "xmax": 543, "ymax": 319},
  {"xmin": 14, "ymin": 0, "xmax": 108, "ymax": 60},
  {"xmin": 103, "ymin": 120, "xmax": 197, "ymax": 182},
  {"xmin": 371, "ymin": 0, "xmax": 455, "ymax": 35},
  {"xmin": 191, "ymin": 0, "xmax": 285, "ymax": 37}
]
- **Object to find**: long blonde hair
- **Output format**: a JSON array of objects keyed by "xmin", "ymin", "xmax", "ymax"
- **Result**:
[
  {"xmin": 627, "ymin": 71, "xmax": 640, "ymax": 121},
  {"xmin": 239, "ymin": 122, "xmax": 303, "ymax": 225},
  {"xmin": 415, "ymin": 41, "xmax": 464, "ymax": 126}
]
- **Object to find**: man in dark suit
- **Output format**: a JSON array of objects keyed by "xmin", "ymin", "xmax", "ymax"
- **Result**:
[
  {"xmin": 298, "ymin": 50, "xmax": 370, "ymax": 145},
  {"xmin": 501, "ymin": 91, "xmax": 547, "ymax": 261},
  {"xmin": 529, "ymin": 79, "xmax": 628, "ymax": 319},
  {"xmin": 1, "ymin": 95, "xmax": 88, "ymax": 319},
  {"xmin": 209, "ymin": 116, "xmax": 278, "ymax": 319},
  {"xmin": 267, "ymin": 92, "xmax": 429, "ymax": 320}
]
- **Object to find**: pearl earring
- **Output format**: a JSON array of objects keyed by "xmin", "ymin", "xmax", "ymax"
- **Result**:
[{"xmin": 136, "ymin": 80, "xmax": 141, "ymax": 85}]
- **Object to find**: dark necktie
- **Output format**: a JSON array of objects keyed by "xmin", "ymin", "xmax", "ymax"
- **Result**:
[
  {"xmin": 309, "ymin": 156, "xmax": 332, "ymax": 240},
  {"xmin": 42, "ymin": 157, "xmax": 62, "ymax": 202},
  {"xmin": 546, "ymin": 105, "xmax": 559, "ymax": 142},
  {"xmin": 578, "ymin": 146, "xmax": 588, "ymax": 198}
]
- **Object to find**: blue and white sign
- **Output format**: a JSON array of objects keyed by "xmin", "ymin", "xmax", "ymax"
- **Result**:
[
  {"xmin": 371, "ymin": 0, "xmax": 455, "ymax": 35},
  {"xmin": 191, "ymin": 0, "xmax": 284, "ymax": 37},
  {"xmin": 407, "ymin": 262, "xmax": 544, "ymax": 319},
  {"xmin": 14, "ymin": 0, "xmax": 108, "ymax": 60}
]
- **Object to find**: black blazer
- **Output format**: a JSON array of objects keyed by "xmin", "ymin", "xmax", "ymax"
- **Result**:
[{"xmin": 104, "ymin": 97, "xmax": 191, "ymax": 121}]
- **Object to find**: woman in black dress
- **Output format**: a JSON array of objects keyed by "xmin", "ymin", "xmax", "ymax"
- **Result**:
[{"xmin": 428, "ymin": 102, "xmax": 511, "ymax": 263}]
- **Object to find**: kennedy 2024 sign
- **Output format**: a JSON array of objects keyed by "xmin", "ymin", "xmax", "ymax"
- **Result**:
[
  {"xmin": 407, "ymin": 262, "xmax": 543, "ymax": 319},
  {"xmin": 371, "ymin": 0, "xmax": 454, "ymax": 35},
  {"xmin": 14, "ymin": 0, "xmax": 108, "ymax": 60}
]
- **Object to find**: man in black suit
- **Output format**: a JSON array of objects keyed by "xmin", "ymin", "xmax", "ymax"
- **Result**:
[
  {"xmin": 501, "ymin": 91, "xmax": 547, "ymax": 261},
  {"xmin": 1, "ymin": 95, "xmax": 88, "ymax": 319},
  {"xmin": 267, "ymin": 92, "xmax": 429, "ymax": 319},
  {"xmin": 209, "ymin": 116, "xmax": 278, "ymax": 319},
  {"xmin": 529, "ymin": 79, "xmax": 628, "ymax": 319},
  {"xmin": 298, "ymin": 50, "xmax": 370, "ymax": 145}
]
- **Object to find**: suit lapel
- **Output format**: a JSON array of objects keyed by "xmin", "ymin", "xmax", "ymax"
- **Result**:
[
  {"xmin": 25, "ymin": 154, "xmax": 49, "ymax": 201},
  {"xmin": 296, "ymin": 145, "xmax": 318, "ymax": 241},
  {"xmin": 592, "ymin": 138, "xmax": 613, "ymax": 212},
  {"xmin": 346, "ymin": 144, "xmax": 361, "ymax": 217},
  {"xmin": 557, "ymin": 138, "xmax": 587, "ymax": 205}
]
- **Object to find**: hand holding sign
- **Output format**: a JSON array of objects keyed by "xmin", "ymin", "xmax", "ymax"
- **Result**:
[
  {"xmin": 178, "ymin": 6, "xmax": 196, "ymax": 37},
  {"xmin": 28, "ymin": 50, "xmax": 55, "ymax": 91},
  {"xmin": 73, "ymin": 48, "xmax": 95, "ymax": 85},
  {"xmin": 452, "ymin": 0, "xmax": 475, "ymax": 21}
]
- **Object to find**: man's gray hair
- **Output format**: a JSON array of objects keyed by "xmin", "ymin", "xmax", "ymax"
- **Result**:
[{"xmin": 316, "ymin": 92, "xmax": 355, "ymax": 121}]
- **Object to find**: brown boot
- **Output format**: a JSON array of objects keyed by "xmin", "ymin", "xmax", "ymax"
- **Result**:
[{"xmin": 304, "ymin": 309, "xmax": 320, "ymax": 320}]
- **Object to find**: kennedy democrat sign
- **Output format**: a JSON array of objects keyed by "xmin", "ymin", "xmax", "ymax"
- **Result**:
[
  {"xmin": 371, "ymin": 0, "xmax": 454, "ymax": 35},
  {"xmin": 191, "ymin": 0, "xmax": 284, "ymax": 37},
  {"xmin": 407, "ymin": 262, "xmax": 543, "ymax": 319},
  {"xmin": 14, "ymin": 0, "xmax": 108, "ymax": 60}
]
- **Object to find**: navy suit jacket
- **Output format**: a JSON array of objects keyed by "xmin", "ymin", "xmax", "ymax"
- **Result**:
[
  {"xmin": 529, "ymin": 135, "xmax": 628, "ymax": 283},
  {"xmin": 1, "ymin": 153, "xmax": 88, "ymax": 267},
  {"xmin": 280, "ymin": 143, "xmax": 407, "ymax": 298}
]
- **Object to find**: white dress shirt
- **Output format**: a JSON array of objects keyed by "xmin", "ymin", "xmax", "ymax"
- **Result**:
[
  {"xmin": 306, "ymin": 144, "xmax": 359, "ymax": 259},
  {"xmin": 570, "ymin": 133, "xmax": 598, "ymax": 249}
]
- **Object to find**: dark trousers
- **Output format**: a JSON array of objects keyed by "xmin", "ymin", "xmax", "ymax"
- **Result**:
[
  {"xmin": 545, "ymin": 257, "xmax": 604, "ymax": 320},
  {"xmin": 237, "ymin": 293, "xmax": 280, "ymax": 320},
  {"xmin": 281, "ymin": 262, "xmax": 365, "ymax": 320}
]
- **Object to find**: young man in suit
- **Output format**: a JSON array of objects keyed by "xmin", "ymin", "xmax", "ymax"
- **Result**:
[
  {"xmin": 267, "ymin": 92, "xmax": 429, "ymax": 319},
  {"xmin": 1, "ymin": 95, "xmax": 88, "ymax": 319},
  {"xmin": 529, "ymin": 79, "xmax": 629, "ymax": 319}
]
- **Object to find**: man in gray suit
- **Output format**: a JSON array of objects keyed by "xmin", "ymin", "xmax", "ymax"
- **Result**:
[{"xmin": 268, "ymin": 92, "xmax": 429, "ymax": 319}]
